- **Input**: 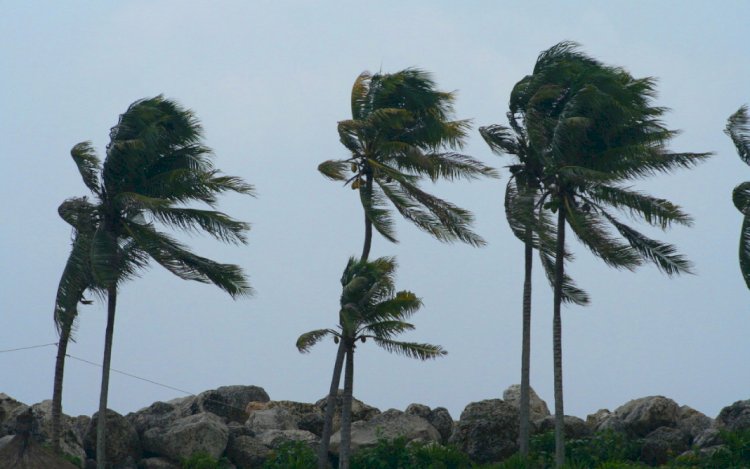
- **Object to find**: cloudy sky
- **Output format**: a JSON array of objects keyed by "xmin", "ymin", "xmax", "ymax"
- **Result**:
[{"xmin": 1, "ymin": 1, "xmax": 748, "ymax": 422}]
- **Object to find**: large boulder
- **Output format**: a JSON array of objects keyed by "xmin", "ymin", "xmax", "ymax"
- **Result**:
[
  {"xmin": 330, "ymin": 409, "xmax": 440, "ymax": 455},
  {"xmin": 142, "ymin": 412, "xmax": 229, "ymax": 461},
  {"xmin": 226, "ymin": 435, "xmax": 271, "ymax": 468},
  {"xmin": 715, "ymin": 399, "xmax": 750, "ymax": 432},
  {"xmin": 315, "ymin": 392, "xmax": 380, "ymax": 433},
  {"xmin": 139, "ymin": 457, "xmax": 181, "ymax": 469},
  {"xmin": 640, "ymin": 426, "xmax": 689, "ymax": 466},
  {"xmin": 257, "ymin": 429, "xmax": 319, "ymax": 449},
  {"xmin": 614, "ymin": 396, "xmax": 680, "ymax": 437},
  {"xmin": 676, "ymin": 405, "xmax": 712, "ymax": 444},
  {"xmin": 84, "ymin": 409, "xmax": 141, "ymax": 468},
  {"xmin": 246, "ymin": 407, "xmax": 298, "ymax": 433},
  {"xmin": 404, "ymin": 404, "xmax": 453, "ymax": 444},
  {"xmin": 502, "ymin": 385, "xmax": 551, "ymax": 421},
  {"xmin": 0, "ymin": 394, "xmax": 26, "ymax": 430},
  {"xmin": 126, "ymin": 401, "xmax": 182, "ymax": 438},
  {"xmin": 586, "ymin": 409, "xmax": 624, "ymax": 433},
  {"xmin": 266, "ymin": 401, "xmax": 323, "ymax": 436},
  {"xmin": 188, "ymin": 385, "xmax": 270, "ymax": 423},
  {"xmin": 448, "ymin": 399, "xmax": 519, "ymax": 463},
  {"xmin": 536, "ymin": 415, "xmax": 590, "ymax": 439}
]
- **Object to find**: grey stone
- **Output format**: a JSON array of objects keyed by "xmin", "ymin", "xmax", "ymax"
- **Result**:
[
  {"xmin": 330, "ymin": 409, "xmax": 440, "ymax": 455},
  {"xmin": 257, "ymin": 429, "xmax": 319, "ymax": 449},
  {"xmin": 142, "ymin": 412, "xmax": 229, "ymax": 461},
  {"xmin": 246, "ymin": 407, "xmax": 298, "ymax": 433},
  {"xmin": 448, "ymin": 399, "xmax": 519, "ymax": 463},
  {"xmin": 502, "ymin": 384, "xmax": 551, "ymax": 421},
  {"xmin": 676, "ymin": 405, "xmax": 712, "ymax": 444},
  {"xmin": 405, "ymin": 403, "xmax": 431, "ymax": 419},
  {"xmin": 614, "ymin": 396, "xmax": 680, "ymax": 437},
  {"xmin": 694, "ymin": 428, "xmax": 723, "ymax": 448},
  {"xmin": 427, "ymin": 407, "xmax": 454, "ymax": 444},
  {"xmin": 640, "ymin": 426, "xmax": 689, "ymax": 466},
  {"xmin": 537, "ymin": 415, "xmax": 590, "ymax": 439},
  {"xmin": 227, "ymin": 435, "xmax": 271, "ymax": 468},
  {"xmin": 315, "ymin": 392, "xmax": 380, "ymax": 433},
  {"xmin": 139, "ymin": 458, "xmax": 180, "ymax": 469},
  {"xmin": 716, "ymin": 399, "xmax": 750, "ymax": 432},
  {"xmin": 84, "ymin": 409, "xmax": 141, "ymax": 468},
  {"xmin": 188, "ymin": 385, "xmax": 270, "ymax": 423}
]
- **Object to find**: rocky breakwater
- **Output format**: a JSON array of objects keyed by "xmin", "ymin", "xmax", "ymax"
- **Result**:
[{"xmin": 0, "ymin": 386, "xmax": 747, "ymax": 468}]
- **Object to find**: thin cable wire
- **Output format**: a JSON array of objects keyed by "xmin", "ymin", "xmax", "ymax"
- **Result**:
[
  {"xmin": 0, "ymin": 342, "xmax": 58, "ymax": 353},
  {"xmin": 65, "ymin": 354, "xmax": 194, "ymax": 396}
]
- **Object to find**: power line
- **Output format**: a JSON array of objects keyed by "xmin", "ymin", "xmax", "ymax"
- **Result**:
[{"xmin": 0, "ymin": 342, "xmax": 58, "ymax": 353}]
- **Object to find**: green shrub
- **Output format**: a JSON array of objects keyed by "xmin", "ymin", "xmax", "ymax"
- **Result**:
[
  {"xmin": 262, "ymin": 440, "xmax": 317, "ymax": 469},
  {"xmin": 350, "ymin": 436, "xmax": 474, "ymax": 469},
  {"xmin": 181, "ymin": 452, "xmax": 231, "ymax": 469}
]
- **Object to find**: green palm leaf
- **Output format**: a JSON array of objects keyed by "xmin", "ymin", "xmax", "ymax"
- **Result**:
[
  {"xmin": 726, "ymin": 105, "xmax": 750, "ymax": 165},
  {"xmin": 371, "ymin": 338, "xmax": 446, "ymax": 360},
  {"xmin": 70, "ymin": 142, "xmax": 101, "ymax": 194},
  {"xmin": 296, "ymin": 329, "xmax": 337, "ymax": 353}
]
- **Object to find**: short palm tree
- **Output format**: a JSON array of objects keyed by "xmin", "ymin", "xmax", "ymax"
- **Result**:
[
  {"xmin": 297, "ymin": 257, "xmax": 446, "ymax": 469},
  {"xmin": 726, "ymin": 105, "xmax": 750, "ymax": 288},
  {"xmin": 315, "ymin": 69, "xmax": 494, "ymax": 467},
  {"xmin": 513, "ymin": 42, "xmax": 711, "ymax": 467},
  {"xmin": 479, "ymin": 117, "xmax": 588, "ymax": 456},
  {"xmin": 58, "ymin": 96, "xmax": 254, "ymax": 469}
]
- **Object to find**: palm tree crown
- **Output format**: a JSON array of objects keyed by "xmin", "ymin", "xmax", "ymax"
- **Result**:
[
  {"xmin": 318, "ymin": 69, "xmax": 497, "ymax": 258},
  {"xmin": 726, "ymin": 105, "xmax": 750, "ymax": 289}
]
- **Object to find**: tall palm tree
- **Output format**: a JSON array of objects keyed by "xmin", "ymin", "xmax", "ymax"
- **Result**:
[
  {"xmin": 726, "ymin": 105, "xmax": 750, "ymax": 288},
  {"xmin": 59, "ymin": 96, "xmax": 254, "ymax": 469},
  {"xmin": 479, "ymin": 119, "xmax": 588, "ymax": 457},
  {"xmin": 512, "ymin": 42, "xmax": 711, "ymax": 467},
  {"xmin": 297, "ymin": 257, "xmax": 446, "ymax": 469},
  {"xmin": 315, "ymin": 69, "xmax": 495, "ymax": 467},
  {"xmin": 51, "ymin": 195, "xmax": 104, "ymax": 453}
]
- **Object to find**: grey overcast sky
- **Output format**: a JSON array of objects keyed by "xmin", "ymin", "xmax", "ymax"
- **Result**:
[{"xmin": 1, "ymin": 1, "xmax": 748, "ymax": 421}]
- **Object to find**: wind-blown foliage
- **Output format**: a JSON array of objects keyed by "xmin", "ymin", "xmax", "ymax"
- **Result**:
[
  {"xmin": 510, "ymin": 41, "xmax": 711, "ymax": 467},
  {"xmin": 297, "ymin": 257, "xmax": 446, "ymax": 469},
  {"xmin": 319, "ymin": 69, "xmax": 497, "ymax": 260},
  {"xmin": 56, "ymin": 96, "xmax": 253, "ymax": 469},
  {"xmin": 726, "ymin": 105, "xmax": 750, "ymax": 289}
]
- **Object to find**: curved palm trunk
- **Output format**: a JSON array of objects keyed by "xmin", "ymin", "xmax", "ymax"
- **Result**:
[
  {"xmin": 553, "ymin": 209, "xmax": 566, "ymax": 468},
  {"xmin": 318, "ymin": 340, "xmax": 347, "ymax": 469},
  {"xmin": 339, "ymin": 346, "xmax": 354, "ymax": 469},
  {"xmin": 51, "ymin": 318, "xmax": 73, "ymax": 454},
  {"xmin": 519, "ymin": 230, "xmax": 533, "ymax": 457},
  {"xmin": 96, "ymin": 286, "xmax": 117, "ymax": 469},
  {"xmin": 360, "ymin": 173, "xmax": 374, "ymax": 262}
]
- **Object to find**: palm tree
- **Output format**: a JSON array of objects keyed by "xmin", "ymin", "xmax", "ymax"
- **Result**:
[
  {"xmin": 314, "ymin": 69, "xmax": 495, "ymax": 467},
  {"xmin": 297, "ymin": 257, "xmax": 446, "ymax": 469},
  {"xmin": 726, "ymin": 105, "xmax": 750, "ymax": 288},
  {"xmin": 512, "ymin": 42, "xmax": 711, "ymax": 467},
  {"xmin": 51, "ymin": 195, "xmax": 103, "ymax": 454},
  {"xmin": 59, "ymin": 96, "xmax": 254, "ymax": 469},
  {"xmin": 479, "ymin": 119, "xmax": 588, "ymax": 457}
]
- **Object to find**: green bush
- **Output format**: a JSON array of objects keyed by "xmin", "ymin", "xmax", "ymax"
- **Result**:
[
  {"xmin": 529, "ymin": 430, "xmax": 642, "ymax": 468},
  {"xmin": 262, "ymin": 440, "xmax": 317, "ymax": 469},
  {"xmin": 350, "ymin": 436, "xmax": 473, "ymax": 469},
  {"xmin": 181, "ymin": 452, "xmax": 231, "ymax": 469}
]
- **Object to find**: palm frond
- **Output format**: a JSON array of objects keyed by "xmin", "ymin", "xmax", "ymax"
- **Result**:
[
  {"xmin": 318, "ymin": 159, "xmax": 351, "ymax": 182},
  {"xmin": 733, "ymin": 182, "xmax": 750, "ymax": 214},
  {"xmin": 296, "ymin": 329, "xmax": 337, "ymax": 353},
  {"xmin": 739, "ymin": 214, "xmax": 750, "ymax": 290},
  {"xmin": 585, "ymin": 185, "xmax": 692, "ymax": 228},
  {"xmin": 372, "ymin": 338, "xmax": 447, "ymax": 360},
  {"xmin": 539, "ymin": 250, "xmax": 590, "ymax": 306},
  {"xmin": 602, "ymin": 211, "xmax": 694, "ymax": 276},
  {"xmin": 70, "ymin": 142, "xmax": 101, "ymax": 194},
  {"xmin": 360, "ymin": 320, "xmax": 415, "ymax": 340},
  {"xmin": 726, "ymin": 105, "xmax": 750, "ymax": 165},
  {"xmin": 479, "ymin": 124, "xmax": 522, "ymax": 157},
  {"xmin": 361, "ymin": 184, "xmax": 397, "ymax": 243}
]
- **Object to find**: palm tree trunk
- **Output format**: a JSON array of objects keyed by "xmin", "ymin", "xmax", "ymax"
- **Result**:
[
  {"xmin": 51, "ymin": 318, "xmax": 73, "ymax": 454},
  {"xmin": 360, "ymin": 173, "xmax": 374, "ymax": 262},
  {"xmin": 339, "ymin": 346, "xmax": 354, "ymax": 469},
  {"xmin": 97, "ymin": 285, "xmax": 117, "ymax": 469},
  {"xmin": 318, "ymin": 340, "xmax": 347, "ymax": 469},
  {"xmin": 519, "ymin": 230, "xmax": 533, "ymax": 457},
  {"xmin": 553, "ymin": 208, "xmax": 566, "ymax": 468}
]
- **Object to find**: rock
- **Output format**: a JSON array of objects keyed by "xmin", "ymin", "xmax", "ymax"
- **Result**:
[
  {"xmin": 586, "ymin": 409, "xmax": 620, "ymax": 432},
  {"xmin": 676, "ymin": 405, "xmax": 712, "ymax": 444},
  {"xmin": 448, "ymin": 399, "xmax": 519, "ymax": 463},
  {"xmin": 267, "ymin": 401, "xmax": 323, "ymax": 435},
  {"xmin": 83, "ymin": 409, "xmax": 141, "ymax": 468},
  {"xmin": 0, "ymin": 394, "xmax": 26, "ymax": 429},
  {"xmin": 694, "ymin": 428, "xmax": 723, "ymax": 448},
  {"xmin": 716, "ymin": 399, "xmax": 750, "ymax": 432},
  {"xmin": 330, "ymin": 409, "xmax": 440, "ymax": 455},
  {"xmin": 126, "ymin": 401, "xmax": 181, "ymax": 437},
  {"xmin": 142, "ymin": 412, "xmax": 229, "ymax": 461},
  {"xmin": 188, "ymin": 385, "xmax": 270, "ymax": 423},
  {"xmin": 227, "ymin": 435, "xmax": 271, "ymax": 468},
  {"xmin": 640, "ymin": 426, "xmax": 689, "ymax": 466},
  {"xmin": 246, "ymin": 407, "xmax": 298, "ymax": 433},
  {"xmin": 139, "ymin": 457, "xmax": 180, "ymax": 469},
  {"xmin": 536, "ymin": 415, "xmax": 590, "ymax": 439},
  {"xmin": 405, "ymin": 403, "xmax": 431, "ymax": 419},
  {"xmin": 614, "ymin": 396, "xmax": 680, "ymax": 437},
  {"xmin": 502, "ymin": 385, "xmax": 551, "ymax": 421},
  {"xmin": 427, "ymin": 407, "xmax": 454, "ymax": 444},
  {"xmin": 257, "ymin": 429, "xmax": 319, "ymax": 449},
  {"xmin": 0, "ymin": 434, "xmax": 13, "ymax": 450},
  {"xmin": 315, "ymin": 392, "xmax": 380, "ymax": 433}
]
